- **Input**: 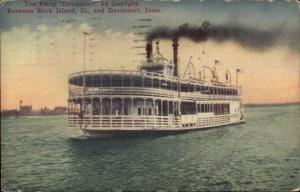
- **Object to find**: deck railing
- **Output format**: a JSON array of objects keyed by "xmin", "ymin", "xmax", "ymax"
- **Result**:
[
  {"xmin": 68, "ymin": 114, "xmax": 240, "ymax": 130},
  {"xmin": 69, "ymin": 87, "xmax": 240, "ymax": 100},
  {"xmin": 68, "ymin": 115, "xmax": 181, "ymax": 129},
  {"xmin": 180, "ymin": 92, "xmax": 241, "ymax": 101},
  {"xmin": 70, "ymin": 87, "xmax": 178, "ymax": 98}
]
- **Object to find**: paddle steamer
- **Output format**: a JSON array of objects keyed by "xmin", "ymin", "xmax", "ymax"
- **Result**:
[{"xmin": 68, "ymin": 39, "xmax": 245, "ymax": 137}]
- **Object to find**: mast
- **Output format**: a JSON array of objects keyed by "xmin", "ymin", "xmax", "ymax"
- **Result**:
[{"xmin": 83, "ymin": 32, "xmax": 89, "ymax": 114}]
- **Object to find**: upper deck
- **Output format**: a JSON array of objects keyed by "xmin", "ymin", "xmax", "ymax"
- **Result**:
[{"xmin": 68, "ymin": 70, "xmax": 242, "ymax": 101}]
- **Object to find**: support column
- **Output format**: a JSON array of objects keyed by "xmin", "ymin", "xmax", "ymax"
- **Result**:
[
  {"xmin": 161, "ymin": 99, "xmax": 164, "ymax": 128},
  {"xmin": 75, "ymin": 102, "xmax": 77, "ymax": 114},
  {"xmin": 144, "ymin": 98, "xmax": 146, "ymax": 129},
  {"xmin": 122, "ymin": 97, "xmax": 124, "ymax": 128},
  {"xmin": 153, "ymin": 99, "xmax": 156, "ymax": 128},
  {"xmin": 131, "ymin": 97, "xmax": 134, "ymax": 128},
  {"xmin": 167, "ymin": 100, "xmax": 170, "ymax": 127},
  {"xmin": 67, "ymin": 101, "xmax": 70, "ymax": 115},
  {"xmin": 122, "ymin": 97, "xmax": 124, "ymax": 115},
  {"xmin": 80, "ymin": 100, "xmax": 82, "ymax": 114},
  {"xmin": 167, "ymin": 100, "xmax": 169, "ymax": 115},
  {"xmin": 90, "ymin": 97, "xmax": 93, "ymax": 128},
  {"xmin": 100, "ymin": 97, "xmax": 102, "ymax": 128},
  {"xmin": 110, "ymin": 97, "xmax": 112, "ymax": 127},
  {"xmin": 161, "ymin": 100, "xmax": 163, "ymax": 116},
  {"xmin": 91, "ymin": 97, "xmax": 93, "ymax": 115},
  {"xmin": 172, "ymin": 100, "xmax": 175, "ymax": 126}
]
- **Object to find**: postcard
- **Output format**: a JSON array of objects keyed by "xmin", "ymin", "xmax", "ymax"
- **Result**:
[{"xmin": 1, "ymin": 0, "xmax": 299, "ymax": 191}]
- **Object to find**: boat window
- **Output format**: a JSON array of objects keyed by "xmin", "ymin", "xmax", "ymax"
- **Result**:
[
  {"xmin": 181, "ymin": 102, "xmax": 196, "ymax": 114},
  {"xmin": 209, "ymin": 87, "xmax": 213, "ymax": 95},
  {"xmin": 144, "ymin": 78, "xmax": 152, "ymax": 88},
  {"xmin": 133, "ymin": 76, "xmax": 143, "ymax": 87},
  {"xmin": 138, "ymin": 108, "xmax": 142, "ymax": 115},
  {"xmin": 167, "ymin": 81, "xmax": 172, "ymax": 90},
  {"xmin": 120, "ymin": 75, "xmax": 129, "ymax": 87},
  {"xmin": 172, "ymin": 82, "xmax": 178, "ymax": 91},
  {"xmin": 161, "ymin": 80, "xmax": 167, "ymax": 90},
  {"xmin": 101, "ymin": 76, "xmax": 111, "ymax": 87},
  {"xmin": 112, "ymin": 76, "xmax": 122, "ymax": 87},
  {"xmin": 124, "ymin": 107, "xmax": 128, "ymax": 115},
  {"xmin": 153, "ymin": 79, "xmax": 160, "ymax": 88}
]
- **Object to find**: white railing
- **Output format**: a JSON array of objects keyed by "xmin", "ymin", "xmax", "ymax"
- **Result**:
[
  {"xmin": 69, "ymin": 70, "xmax": 179, "ymax": 83},
  {"xmin": 68, "ymin": 115, "xmax": 181, "ymax": 130},
  {"xmin": 69, "ymin": 70, "xmax": 140, "ymax": 79},
  {"xmin": 69, "ymin": 87, "xmax": 178, "ymax": 98},
  {"xmin": 69, "ymin": 87, "xmax": 240, "ymax": 101},
  {"xmin": 180, "ymin": 92, "xmax": 241, "ymax": 101},
  {"xmin": 68, "ymin": 113, "xmax": 240, "ymax": 130}
]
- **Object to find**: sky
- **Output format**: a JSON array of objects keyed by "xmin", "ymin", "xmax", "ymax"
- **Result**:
[{"xmin": 0, "ymin": 0, "xmax": 299, "ymax": 110}]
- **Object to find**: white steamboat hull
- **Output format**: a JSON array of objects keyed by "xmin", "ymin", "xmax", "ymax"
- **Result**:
[
  {"xmin": 83, "ymin": 119, "xmax": 245, "ymax": 138},
  {"xmin": 69, "ymin": 113, "xmax": 245, "ymax": 137},
  {"xmin": 67, "ymin": 70, "xmax": 246, "ymax": 138}
]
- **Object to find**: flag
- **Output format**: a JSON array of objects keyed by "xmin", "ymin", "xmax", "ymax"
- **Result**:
[{"xmin": 212, "ymin": 70, "xmax": 216, "ymax": 78}]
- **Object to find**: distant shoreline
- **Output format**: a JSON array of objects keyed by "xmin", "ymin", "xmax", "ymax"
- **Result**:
[
  {"xmin": 244, "ymin": 102, "xmax": 299, "ymax": 107},
  {"xmin": 1, "ymin": 102, "xmax": 299, "ymax": 112}
]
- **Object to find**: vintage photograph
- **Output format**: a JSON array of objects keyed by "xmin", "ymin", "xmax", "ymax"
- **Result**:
[{"xmin": 1, "ymin": 0, "xmax": 299, "ymax": 191}]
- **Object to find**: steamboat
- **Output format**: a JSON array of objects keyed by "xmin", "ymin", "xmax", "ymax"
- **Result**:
[{"xmin": 68, "ymin": 39, "xmax": 245, "ymax": 137}]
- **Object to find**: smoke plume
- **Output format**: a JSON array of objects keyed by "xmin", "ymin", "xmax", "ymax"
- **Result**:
[{"xmin": 146, "ymin": 21, "xmax": 298, "ymax": 51}]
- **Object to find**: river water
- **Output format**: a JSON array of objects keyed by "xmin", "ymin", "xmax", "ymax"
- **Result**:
[{"xmin": 1, "ymin": 105, "xmax": 299, "ymax": 191}]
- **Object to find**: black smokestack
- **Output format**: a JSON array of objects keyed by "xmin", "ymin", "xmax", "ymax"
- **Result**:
[
  {"xmin": 145, "ymin": 40, "xmax": 153, "ymax": 63},
  {"xmin": 172, "ymin": 37, "xmax": 179, "ymax": 77},
  {"xmin": 146, "ymin": 21, "xmax": 294, "ymax": 51}
]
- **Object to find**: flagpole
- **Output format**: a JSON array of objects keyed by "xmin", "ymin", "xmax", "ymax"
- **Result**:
[
  {"xmin": 214, "ymin": 59, "xmax": 220, "ymax": 82},
  {"xmin": 83, "ymin": 32, "xmax": 89, "ymax": 115},
  {"xmin": 226, "ymin": 70, "xmax": 231, "ymax": 85},
  {"xmin": 236, "ymin": 69, "xmax": 239, "ymax": 88}
]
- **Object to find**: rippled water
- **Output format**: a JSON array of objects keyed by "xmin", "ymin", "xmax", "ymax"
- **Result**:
[{"xmin": 1, "ymin": 105, "xmax": 299, "ymax": 191}]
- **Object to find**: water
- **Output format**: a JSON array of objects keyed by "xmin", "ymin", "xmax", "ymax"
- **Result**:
[{"xmin": 1, "ymin": 105, "xmax": 299, "ymax": 191}]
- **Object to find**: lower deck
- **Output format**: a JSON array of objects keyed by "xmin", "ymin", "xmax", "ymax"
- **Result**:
[
  {"xmin": 68, "ymin": 112, "xmax": 244, "ymax": 131},
  {"xmin": 82, "ymin": 119, "xmax": 245, "ymax": 138}
]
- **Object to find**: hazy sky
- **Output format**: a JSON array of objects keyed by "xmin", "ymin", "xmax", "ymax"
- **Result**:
[{"xmin": 1, "ymin": 0, "xmax": 299, "ymax": 110}]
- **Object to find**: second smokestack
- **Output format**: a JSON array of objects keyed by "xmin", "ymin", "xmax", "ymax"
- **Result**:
[
  {"xmin": 172, "ymin": 37, "xmax": 179, "ymax": 77},
  {"xmin": 146, "ymin": 40, "xmax": 153, "ymax": 63}
]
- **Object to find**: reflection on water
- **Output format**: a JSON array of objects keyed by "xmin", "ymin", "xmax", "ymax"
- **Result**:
[{"xmin": 1, "ymin": 105, "xmax": 300, "ymax": 191}]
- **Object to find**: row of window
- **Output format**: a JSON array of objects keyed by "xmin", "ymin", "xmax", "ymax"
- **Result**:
[
  {"xmin": 71, "ymin": 102, "xmax": 230, "ymax": 116},
  {"xmin": 70, "ymin": 75, "xmax": 239, "ymax": 96},
  {"xmin": 181, "ymin": 103, "xmax": 230, "ymax": 115},
  {"xmin": 197, "ymin": 103, "xmax": 230, "ymax": 114}
]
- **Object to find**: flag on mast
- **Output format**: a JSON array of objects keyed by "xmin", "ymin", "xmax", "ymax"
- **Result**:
[{"xmin": 214, "ymin": 59, "xmax": 220, "ymax": 64}]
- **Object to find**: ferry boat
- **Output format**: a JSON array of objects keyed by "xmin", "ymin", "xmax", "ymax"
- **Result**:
[{"xmin": 67, "ymin": 39, "xmax": 245, "ymax": 137}]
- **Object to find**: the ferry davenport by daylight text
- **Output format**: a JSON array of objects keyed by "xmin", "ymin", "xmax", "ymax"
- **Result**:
[{"xmin": 67, "ymin": 38, "xmax": 245, "ymax": 137}]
